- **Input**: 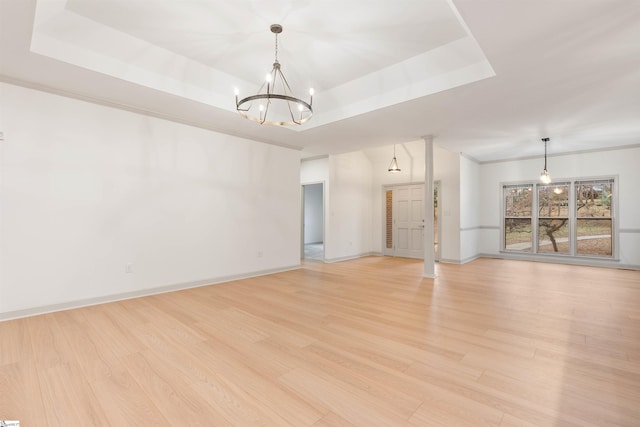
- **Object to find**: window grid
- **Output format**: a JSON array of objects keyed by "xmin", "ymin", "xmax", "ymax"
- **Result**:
[{"xmin": 502, "ymin": 177, "xmax": 616, "ymax": 258}]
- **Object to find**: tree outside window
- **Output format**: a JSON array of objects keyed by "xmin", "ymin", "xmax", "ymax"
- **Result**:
[
  {"xmin": 502, "ymin": 177, "xmax": 615, "ymax": 258},
  {"xmin": 576, "ymin": 180, "xmax": 613, "ymax": 256},
  {"xmin": 538, "ymin": 184, "xmax": 570, "ymax": 254},
  {"xmin": 504, "ymin": 185, "xmax": 533, "ymax": 252}
]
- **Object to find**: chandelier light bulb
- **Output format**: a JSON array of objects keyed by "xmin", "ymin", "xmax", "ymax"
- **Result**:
[
  {"xmin": 309, "ymin": 88, "xmax": 314, "ymax": 96},
  {"xmin": 265, "ymin": 74, "xmax": 272, "ymax": 83},
  {"xmin": 540, "ymin": 170, "xmax": 551, "ymax": 184}
]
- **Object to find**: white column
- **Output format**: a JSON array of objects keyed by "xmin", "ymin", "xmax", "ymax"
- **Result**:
[{"xmin": 423, "ymin": 135, "xmax": 437, "ymax": 278}]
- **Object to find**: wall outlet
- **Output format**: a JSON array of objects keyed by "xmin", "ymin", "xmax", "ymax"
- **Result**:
[
  {"xmin": 125, "ymin": 263, "xmax": 133, "ymax": 274},
  {"xmin": 257, "ymin": 251, "xmax": 263, "ymax": 258}
]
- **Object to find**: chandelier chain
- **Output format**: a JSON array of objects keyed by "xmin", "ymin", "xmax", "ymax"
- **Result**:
[{"xmin": 234, "ymin": 24, "xmax": 313, "ymax": 126}]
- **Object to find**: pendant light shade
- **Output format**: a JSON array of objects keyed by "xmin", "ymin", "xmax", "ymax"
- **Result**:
[
  {"xmin": 388, "ymin": 145, "xmax": 401, "ymax": 172},
  {"xmin": 540, "ymin": 137, "xmax": 551, "ymax": 184}
]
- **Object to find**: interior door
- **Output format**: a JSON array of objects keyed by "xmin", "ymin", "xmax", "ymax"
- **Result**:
[{"xmin": 394, "ymin": 184, "xmax": 424, "ymax": 259}]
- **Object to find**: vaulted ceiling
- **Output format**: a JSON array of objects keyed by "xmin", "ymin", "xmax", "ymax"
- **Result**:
[{"xmin": 1, "ymin": 0, "xmax": 639, "ymax": 162}]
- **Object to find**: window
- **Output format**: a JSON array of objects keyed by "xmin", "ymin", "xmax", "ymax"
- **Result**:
[
  {"xmin": 575, "ymin": 179, "xmax": 613, "ymax": 256},
  {"xmin": 504, "ymin": 184, "xmax": 533, "ymax": 252},
  {"xmin": 537, "ymin": 183, "xmax": 569, "ymax": 254},
  {"xmin": 502, "ymin": 177, "xmax": 616, "ymax": 258}
]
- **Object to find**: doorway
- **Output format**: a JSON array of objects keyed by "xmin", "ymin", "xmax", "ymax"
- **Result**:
[
  {"xmin": 383, "ymin": 182, "xmax": 440, "ymax": 260},
  {"xmin": 383, "ymin": 184, "xmax": 424, "ymax": 259},
  {"xmin": 434, "ymin": 181, "xmax": 441, "ymax": 261},
  {"xmin": 302, "ymin": 183, "xmax": 324, "ymax": 261}
]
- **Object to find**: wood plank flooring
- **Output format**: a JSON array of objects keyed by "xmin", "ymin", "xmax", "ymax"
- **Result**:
[{"xmin": 1, "ymin": 256, "xmax": 639, "ymax": 426}]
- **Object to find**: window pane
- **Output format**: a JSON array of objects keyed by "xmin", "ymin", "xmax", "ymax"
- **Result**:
[
  {"xmin": 538, "ymin": 184, "xmax": 569, "ymax": 217},
  {"xmin": 505, "ymin": 186, "xmax": 532, "ymax": 217},
  {"xmin": 577, "ymin": 218, "xmax": 612, "ymax": 256},
  {"xmin": 505, "ymin": 218, "xmax": 532, "ymax": 251},
  {"xmin": 538, "ymin": 219, "xmax": 570, "ymax": 254},
  {"xmin": 576, "ymin": 182, "xmax": 612, "ymax": 218}
]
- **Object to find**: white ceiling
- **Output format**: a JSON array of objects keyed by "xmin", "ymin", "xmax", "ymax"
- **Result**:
[{"xmin": 1, "ymin": 0, "xmax": 639, "ymax": 162}]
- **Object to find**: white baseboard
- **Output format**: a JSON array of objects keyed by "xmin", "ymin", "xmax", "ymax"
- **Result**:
[
  {"xmin": 324, "ymin": 252, "xmax": 380, "ymax": 263},
  {"xmin": 438, "ymin": 255, "xmax": 480, "ymax": 264},
  {"xmin": 0, "ymin": 264, "xmax": 301, "ymax": 322},
  {"xmin": 477, "ymin": 252, "xmax": 640, "ymax": 270}
]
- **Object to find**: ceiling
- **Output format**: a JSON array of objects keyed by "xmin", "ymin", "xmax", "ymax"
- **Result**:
[{"xmin": 1, "ymin": 0, "xmax": 639, "ymax": 162}]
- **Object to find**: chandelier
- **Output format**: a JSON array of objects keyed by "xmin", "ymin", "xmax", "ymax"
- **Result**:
[
  {"xmin": 235, "ymin": 24, "xmax": 314, "ymax": 126},
  {"xmin": 540, "ymin": 137, "xmax": 551, "ymax": 184}
]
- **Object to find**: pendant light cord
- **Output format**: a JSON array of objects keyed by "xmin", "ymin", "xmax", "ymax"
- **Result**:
[{"xmin": 274, "ymin": 32, "xmax": 279, "ymax": 62}]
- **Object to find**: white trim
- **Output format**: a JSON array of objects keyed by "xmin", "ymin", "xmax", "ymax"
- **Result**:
[
  {"xmin": 460, "ymin": 152, "xmax": 481, "ymax": 164},
  {"xmin": 381, "ymin": 182, "xmax": 426, "ymax": 258},
  {"xmin": 478, "ymin": 144, "xmax": 640, "ymax": 165},
  {"xmin": 460, "ymin": 225, "xmax": 501, "ymax": 231},
  {"xmin": 438, "ymin": 255, "xmax": 480, "ymax": 264},
  {"xmin": 434, "ymin": 180, "xmax": 441, "ymax": 262},
  {"xmin": 301, "ymin": 155, "xmax": 329, "ymax": 162},
  {"xmin": 382, "ymin": 181, "xmax": 426, "ymax": 189},
  {"xmin": 501, "ymin": 176, "xmax": 619, "ymax": 258},
  {"xmin": 0, "ymin": 264, "xmax": 300, "ymax": 322},
  {"xmin": 324, "ymin": 252, "xmax": 380, "ymax": 263},
  {"xmin": 620, "ymin": 228, "xmax": 640, "ymax": 233},
  {"xmin": 479, "ymin": 253, "xmax": 638, "ymax": 271},
  {"xmin": 301, "ymin": 181, "xmax": 326, "ymax": 262}
]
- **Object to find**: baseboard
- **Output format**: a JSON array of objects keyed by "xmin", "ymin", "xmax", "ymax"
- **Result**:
[
  {"xmin": 0, "ymin": 264, "xmax": 301, "ymax": 322},
  {"xmin": 438, "ymin": 255, "xmax": 480, "ymax": 265},
  {"xmin": 478, "ymin": 252, "xmax": 640, "ymax": 270},
  {"xmin": 324, "ymin": 252, "xmax": 380, "ymax": 263}
]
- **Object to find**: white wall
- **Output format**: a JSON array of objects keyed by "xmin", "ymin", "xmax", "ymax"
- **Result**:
[
  {"xmin": 370, "ymin": 141, "xmax": 425, "ymax": 254},
  {"xmin": 478, "ymin": 146, "xmax": 640, "ymax": 268},
  {"xmin": 367, "ymin": 141, "xmax": 464, "ymax": 263},
  {"xmin": 301, "ymin": 157, "xmax": 329, "ymax": 184},
  {"xmin": 326, "ymin": 151, "xmax": 373, "ymax": 261},
  {"xmin": 460, "ymin": 155, "xmax": 480, "ymax": 262},
  {"xmin": 434, "ymin": 144, "xmax": 461, "ymax": 263},
  {"xmin": 0, "ymin": 82, "xmax": 301, "ymax": 318},
  {"xmin": 303, "ymin": 183, "xmax": 323, "ymax": 244}
]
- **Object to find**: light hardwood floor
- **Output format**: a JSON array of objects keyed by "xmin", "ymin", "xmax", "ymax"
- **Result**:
[{"xmin": 1, "ymin": 257, "xmax": 639, "ymax": 426}]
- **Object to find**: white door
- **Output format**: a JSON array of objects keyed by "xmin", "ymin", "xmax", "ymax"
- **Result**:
[{"xmin": 394, "ymin": 184, "xmax": 424, "ymax": 259}]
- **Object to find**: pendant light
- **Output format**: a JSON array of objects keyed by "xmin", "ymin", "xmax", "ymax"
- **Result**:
[
  {"xmin": 388, "ymin": 145, "xmax": 401, "ymax": 173},
  {"xmin": 235, "ymin": 24, "xmax": 313, "ymax": 126},
  {"xmin": 540, "ymin": 137, "xmax": 551, "ymax": 184}
]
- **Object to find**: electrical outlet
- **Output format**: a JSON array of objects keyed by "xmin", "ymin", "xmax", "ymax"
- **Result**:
[
  {"xmin": 257, "ymin": 251, "xmax": 263, "ymax": 258},
  {"xmin": 125, "ymin": 263, "xmax": 133, "ymax": 274},
  {"xmin": 0, "ymin": 131, "xmax": 4, "ymax": 141}
]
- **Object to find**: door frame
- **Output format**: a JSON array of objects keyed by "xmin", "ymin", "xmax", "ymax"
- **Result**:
[
  {"xmin": 382, "ymin": 181, "xmax": 440, "ymax": 260},
  {"xmin": 434, "ymin": 180, "xmax": 441, "ymax": 261},
  {"xmin": 382, "ymin": 182, "xmax": 425, "ymax": 258},
  {"xmin": 301, "ymin": 181, "xmax": 325, "ymax": 261}
]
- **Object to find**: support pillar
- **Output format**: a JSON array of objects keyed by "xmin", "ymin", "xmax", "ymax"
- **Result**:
[{"xmin": 423, "ymin": 135, "xmax": 437, "ymax": 279}]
